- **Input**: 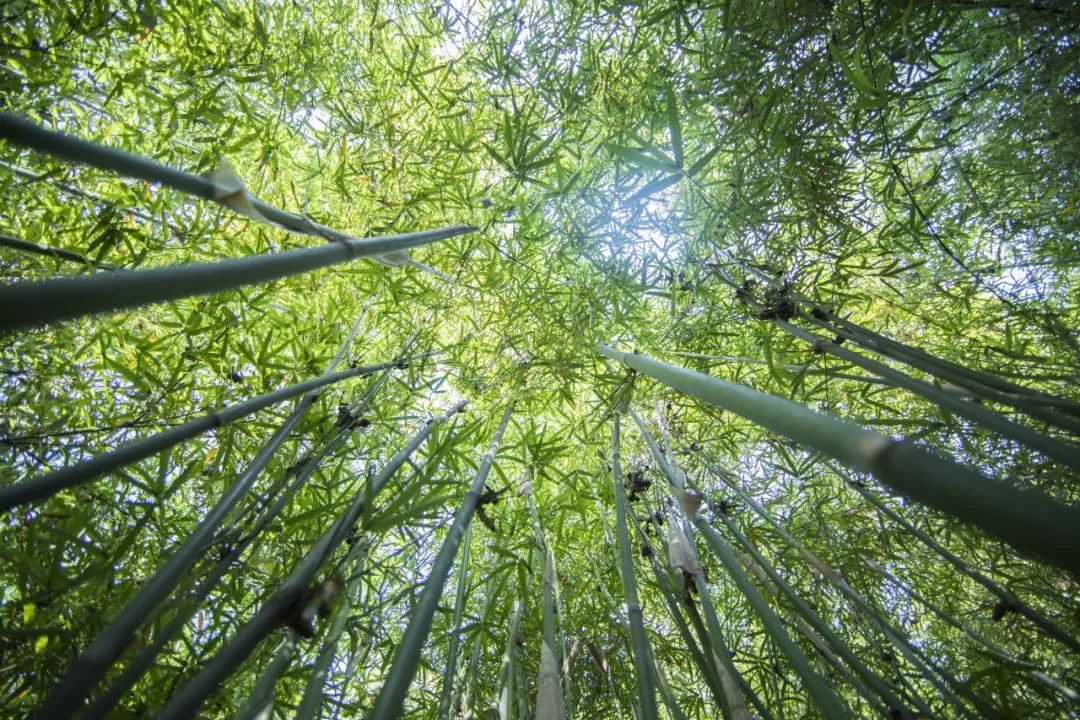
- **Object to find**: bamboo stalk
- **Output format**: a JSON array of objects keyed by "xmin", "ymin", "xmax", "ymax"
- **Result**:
[
  {"xmin": 35, "ymin": 357, "xmax": 397, "ymax": 720},
  {"xmin": 739, "ymin": 264, "xmax": 1080, "ymax": 421},
  {"xmin": 81, "ymin": 323, "xmax": 384, "ymax": 717},
  {"xmin": 631, "ymin": 410, "xmax": 852, "ymax": 719},
  {"xmin": 696, "ymin": 460, "xmax": 995, "ymax": 719},
  {"xmin": 717, "ymin": 512, "xmax": 915, "ymax": 719},
  {"xmin": 755, "ymin": 305, "xmax": 1080, "ymax": 471},
  {"xmin": 620, "ymin": 497, "xmax": 732, "ymax": 711},
  {"xmin": 600, "ymin": 344, "xmax": 1080, "ymax": 575},
  {"xmin": 0, "ymin": 113, "xmax": 468, "ymax": 249},
  {"xmin": 1, "ymin": 358, "xmax": 406, "ymax": 511},
  {"xmin": 233, "ymin": 636, "xmax": 296, "ymax": 720},
  {"xmin": 0, "ymin": 232, "xmax": 119, "ymax": 270},
  {"xmin": 364, "ymin": 405, "xmax": 513, "ymax": 720},
  {"xmin": 436, "ymin": 523, "xmax": 473, "ymax": 720},
  {"xmin": 295, "ymin": 536, "xmax": 372, "ymax": 720},
  {"xmin": 0, "ymin": 223, "xmax": 473, "ymax": 331},
  {"xmin": 611, "ymin": 414, "xmax": 660, "ymax": 720},
  {"xmin": 155, "ymin": 399, "xmax": 467, "ymax": 720},
  {"xmin": 636, "ymin": 494, "xmax": 760, "ymax": 720}
]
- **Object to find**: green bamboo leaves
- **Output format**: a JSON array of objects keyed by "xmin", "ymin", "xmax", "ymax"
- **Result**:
[{"xmin": 600, "ymin": 344, "xmax": 1080, "ymax": 575}]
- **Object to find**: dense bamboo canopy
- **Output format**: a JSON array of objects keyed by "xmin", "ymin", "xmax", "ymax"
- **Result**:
[{"xmin": 1, "ymin": 1, "xmax": 1078, "ymax": 718}]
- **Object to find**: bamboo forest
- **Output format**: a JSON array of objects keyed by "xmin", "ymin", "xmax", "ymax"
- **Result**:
[{"xmin": 2, "ymin": 0, "xmax": 1080, "ymax": 718}]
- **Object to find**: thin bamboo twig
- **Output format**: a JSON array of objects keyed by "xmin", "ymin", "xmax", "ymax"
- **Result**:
[
  {"xmin": 611, "ymin": 413, "xmax": 660, "ymax": 720},
  {"xmin": 600, "ymin": 344, "xmax": 1080, "ymax": 575},
  {"xmin": 1, "ymin": 358, "xmax": 408, "ymax": 511},
  {"xmin": 364, "ymin": 405, "xmax": 513, "ymax": 720},
  {"xmin": 233, "ymin": 636, "xmax": 297, "ymax": 720},
  {"xmin": 155, "ymin": 399, "xmax": 467, "ymax": 720}
]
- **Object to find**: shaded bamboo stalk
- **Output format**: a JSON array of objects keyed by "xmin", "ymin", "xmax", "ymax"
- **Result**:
[
  {"xmin": 499, "ymin": 595, "xmax": 525, "ymax": 720},
  {"xmin": 631, "ymin": 409, "xmax": 852, "ymax": 720},
  {"xmin": 739, "ymin": 264, "xmax": 1080, "ymax": 426},
  {"xmin": 716, "ymin": 511, "xmax": 916, "ymax": 719},
  {"xmin": 635, "ymin": 494, "xmax": 760, "ymax": 720},
  {"xmin": 618, "ymin": 497, "xmax": 733, "ymax": 713},
  {"xmin": 364, "ymin": 405, "xmax": 513, "ymax": 720},
  {"xmin": 536, "ymin": 549, "xmax": 566, "ymax": 720},
  {"xmin": 697, "ymin": 460, "xmax": 998, "ymax": 719},
  {"xmin": 156, "ymin": 399, "xmax": 467, "ymax": 720},
  {"xmin": 295, "ymin": 535, "xmax": 373, "ymax": 720},
  {"xmin": 0, "ymin": 231, "xmax": 119, "ymax": 270},
  {"xmin": 233, "ymin": 636, "xmax": 296, "ymax": 720},
  {"xmin": 856, "ymin": 553, "xmax": 1079, "ymax": 705},
  {"xmin": 80, "ymin": 328, "xmax": 390, "ymax": 718},
  {"xmin": 524, "ymin": 467, "xmax": 566, "ymax": 720},
  {"xmin": 436, "ymin": 523, "xmax": 474, "ymax": 720},
  {"xmin": 599, "ymin": 344, "xmax": 1080, "ymax": 574},
  {"xmin": 836, "ymin": 463, "xmax": 1080, "ymax": 655},
  {"xmin": 1, "ymin": 357, "xmax": 408, "ymax": 511},
  {"xmin": 0, "ymin": 223, "xmax": 472, "ymax": 331},
  {"xmin": 611, "ymin": 413, "xmax": 659, "ymax": 720},
  {"xmin": 735, "ymin": 286, "xmax": 1080, "ymax": 471},
  {"xmin": 36, "ymin": 347, "xmax": 393, "ymax": 720}
]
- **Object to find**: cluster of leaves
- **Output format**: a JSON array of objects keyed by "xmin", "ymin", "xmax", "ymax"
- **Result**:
[{"xmin": 1, "ymin": 0, "xmax": 1078, "ymax": 718}]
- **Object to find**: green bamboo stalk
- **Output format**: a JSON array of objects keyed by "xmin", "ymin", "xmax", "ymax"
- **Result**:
[
  {"xmin": 436, "ymin": 523, "xmax": 473, "ymax": 720},
  {"xmin": 0, "ymin": 232, "xmax": 119, "ymax": 270},
  {"xmin": 156, "ymin": 399, "xmax": 467, "ymax": 720},
  {"xmin": 233, "ymin": 636, "xmax": 296, "ymax": 720},
  {"xmin": 699, "ymin": 460, "xmax": 950, "ymax": 717},
  {"xmin": 717, "ymin": 512, "xmax": 915, "ymax": 719},
  {"xmin": 739, "ymin": 264, "xmax": 1080, "ymax": 422},
  {"xmin": 620, "ymin": 498, "xmax": 732, "ymax": 711},
  {"xmin": 631, "ymin": 410, "xmax": 852, "ymax": 720},
  {"xmin": 697, "ymin": 462, "xmax": 992, "ymax": 719},
  {"xmin": 36, "ymin": 358, "xmax": 397, "ymax": 720},
  {"xmin": 499, "ymin": 595, "xmax": 524, "ymax": 720},
  {"xmin": 611, "ymin": 414, "xmax": 660, "ymax": 720},
  {"xmin": 364, "ymin": 405, "xmax": 513, "ymax": 720},
  {"xmin": 839, "ymin": 467, "xmax": 1080, "ymax": 655},
  {"xmin": 745, "ymin": 297, "xmax": 1080, "ymax": 471},
  {"xmin": 1, "ymin": 358, "xmax": 405, "ymax": 511},
  {"xmin": 601, "ymin": 344, "xmax": 1080, "ymax": 575},
  {"xmin": 0, "ymin": 223, "xmax": 472, "ymax": 331},
  {"xmin": 83, "ymin": 409, "xmax": 367, "ymax": 719},
  {"xmin": 536, "ymin": 549, "xmax": 566, "ymax": 720},
  {"xmin": 636, "ymin": 494, "xmax": 760, "ymax": 720},
  {"xmin": 81, "ymin": 325, "xmax": 388, "ymax": 718},
  {"xmin": 857, "ymin": 553, "xmax": 1079, "ymax": 704},
  {"xmin": 0, "ymin": 113, "xmax": 463, "ymax": 249},
  {"xmin": 295, "ymin": 536, "xmax": 372, "ymax": 720}
]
